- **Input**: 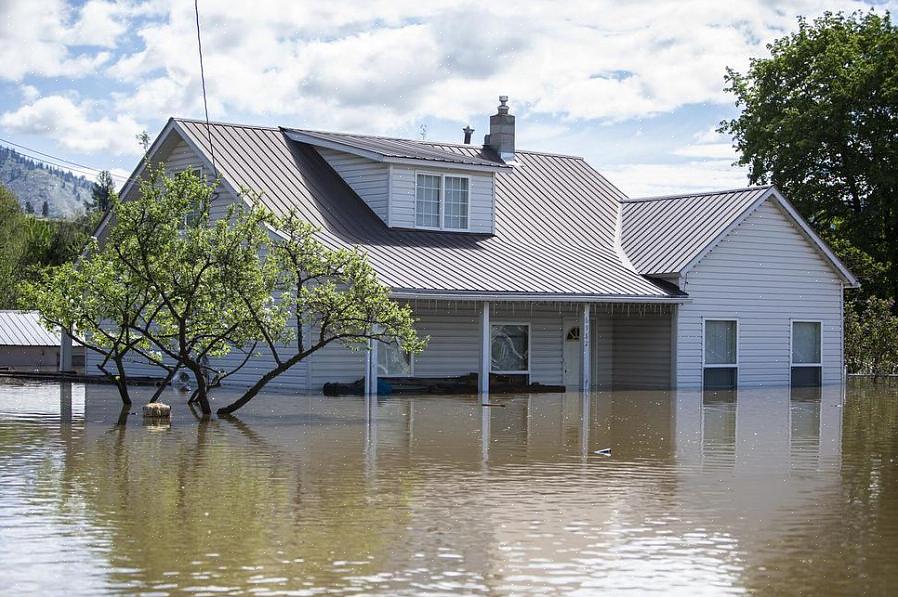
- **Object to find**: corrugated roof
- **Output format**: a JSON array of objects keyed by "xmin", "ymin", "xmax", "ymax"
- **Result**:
[
  {"xmin": 283, "ymin": 128, "xmax": 508, "ymax": 169},
  {"xmin": 620, "ymin": 187, "xmax": 773, "ymax": 275},
  {"xmin": 173, "ymin": 119, "xmax": 681, "ymax": 300},
  {"xmin": 0, "ymin": 311, "xmax": 60, "ymax": 346}
]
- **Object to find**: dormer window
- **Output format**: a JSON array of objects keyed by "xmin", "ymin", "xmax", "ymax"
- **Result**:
[{"xmin": 415, "ymin": 172, "xmax": 469, "ymax": 230}]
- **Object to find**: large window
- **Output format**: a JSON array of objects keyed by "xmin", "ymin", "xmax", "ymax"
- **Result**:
[
  {"xmin": 415, "ymin": 173, "xmax": 469, "ymax": 230},
  {"xmin": 704, "ymin": 319, "xmax": 738, "ymax": 390},
  {"xmin": 491, "ymin": 323, "xmax": 529, "ymax": 373},
  {"xmin": 378, "ymin": 340, "xmax": 413, "ymax": 377},
  {"xmin": 791, "ymin": 321, "xmax": 822, "ymax": 387}
]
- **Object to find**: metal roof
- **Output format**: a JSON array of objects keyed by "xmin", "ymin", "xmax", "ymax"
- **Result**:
[
  {"xmin": 172, "ymin": 119, "xmax": 682, "ymax": 301},
  {"xmin": 283, "ymin": 128, "xmax": 509, "ymax": 169},
  {"xmin": 0, "ymin": 311, "xmax": 60, "ymax": 346},
  {"xmin": 620, "ymin": 187, "xmax": 773, "ymax": 275}
]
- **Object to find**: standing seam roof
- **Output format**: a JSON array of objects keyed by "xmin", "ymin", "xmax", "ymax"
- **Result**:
[
  {"xmin": 620, "ymin": 187, "xmax": 772, "ymax": 275},
  {"xmin": 0, "ymin": 311, "xmax": 60, "ymax": 346},
  {"xmin": 173, "ymin": 119, "xmax": 682, "ymax": 299}
]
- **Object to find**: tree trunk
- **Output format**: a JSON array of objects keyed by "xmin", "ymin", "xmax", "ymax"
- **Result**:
[
  {"xmin": 217, "ymin": 352, "xmax": 304, "ymax": 415},
  {"xmin": 112, "ymin": 356, "xmax": 132, "ymax": 405}
]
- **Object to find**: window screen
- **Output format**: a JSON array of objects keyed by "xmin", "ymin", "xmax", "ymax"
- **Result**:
[
  {"xmin": 377, "ymin": 340, "xmax": 412, "ymax": 377},
  {"xmin": 443, "ymin": 176, "xmax": 469, "ymax": 229},
  {"xmin": 491, "ymin": 324, "xmax": 529, "ymax": 373}
]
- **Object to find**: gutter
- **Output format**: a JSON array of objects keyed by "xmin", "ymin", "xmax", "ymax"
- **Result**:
[{"xmin": 388, "ymin": 289, "xmax": 691, "ymax": 304}]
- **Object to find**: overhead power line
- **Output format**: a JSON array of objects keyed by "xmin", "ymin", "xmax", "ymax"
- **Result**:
[
  {"xmin": 194, "ymin": 0, "xmax": 216, "ymax": 173},
  {"xmin": 0, "ymin": 136, "xmax": 128, "ymax": 182}
]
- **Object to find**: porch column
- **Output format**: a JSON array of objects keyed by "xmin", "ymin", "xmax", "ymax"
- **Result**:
[
  {"xmin": 365, "ymin": 336, "xmax": 379, "ymax": 396},
  {"xmin": 581, "ymin": 304, "xmax": 591, "ymax": 390},
  {"xmin": 59, "ymin": 330, "xmax": 72, "ymax": 372},
  {"xmin": 480, "ymin": 302, "xmax": 490, "ymax": 395}
]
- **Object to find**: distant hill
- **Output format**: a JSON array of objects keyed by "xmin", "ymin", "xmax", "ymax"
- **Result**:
[{"xmin": 0, "ymin": 146, "xmax": 93, "ymax": 219}]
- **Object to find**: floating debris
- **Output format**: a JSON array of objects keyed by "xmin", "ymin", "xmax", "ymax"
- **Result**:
[{"xmin": 594, "ymin": 448, "xmax": 612, "ymax": 457}]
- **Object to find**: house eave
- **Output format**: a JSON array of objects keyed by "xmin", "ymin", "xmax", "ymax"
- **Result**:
[{"xmin": 388, "ymin": 289, "xmax": 690, "ymax": 303}]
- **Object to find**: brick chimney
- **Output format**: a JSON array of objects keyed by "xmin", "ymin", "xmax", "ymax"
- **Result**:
[{"xmin": 483, "ymin": 95, "xmax": 515, "ymax": 162}]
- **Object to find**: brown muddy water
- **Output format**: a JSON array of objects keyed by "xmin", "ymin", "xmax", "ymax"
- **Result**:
[{"xmin": 1, "ymin": 379, "xmax": 897, "ymax": 595}]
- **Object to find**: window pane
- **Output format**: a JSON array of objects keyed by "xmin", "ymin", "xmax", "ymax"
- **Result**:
[
  {"xmin": 791, "ymin": 366, "xmax": 822, "ymax": 388},
  {"xmin": 704, "ymin": 367, "xmax": 737, "ymax": 390},
  {"xmin": 378, "ymin": 340, "xmax": 412, "ymax": 377},
  {"xmin": 491, "ymin": 324, "xmax": 529, "ymax": 372},
  {"xmin": 443, "ymin": 176, "xmax": 469, "ymax": 229},
  {"xmin": 792, "ymin": 322, "xmax": 821, "ymax": 364},
  {"xmin": 416, "ymin": 174, "xmax": 441, "ymax": 227},
  {"xmin": 705, "ymin": 320, "xmax": 737, "ymax": 365}
]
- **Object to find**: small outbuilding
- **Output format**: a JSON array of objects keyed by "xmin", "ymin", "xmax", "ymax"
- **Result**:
[{"xmin": 0, "ymin": 310, "xmax": 83, "ymax": 373}]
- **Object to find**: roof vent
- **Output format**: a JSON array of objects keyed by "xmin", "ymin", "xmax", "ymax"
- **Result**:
[
  {"xmin": 462, "ymin": 125, "xmax": 474, "ymax": 144},
  {"xmin": 484, "ymin": 95, "xmax": 515, "ymax": 162}
]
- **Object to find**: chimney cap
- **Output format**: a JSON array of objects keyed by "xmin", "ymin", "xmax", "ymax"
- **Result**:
[
  {"xmin": 462, "ymin": 125, "xmax": 474, "ymax": 144},
  {"xmin": 497, "ymin": 95, "xmax": 509, "ymax": 114}
]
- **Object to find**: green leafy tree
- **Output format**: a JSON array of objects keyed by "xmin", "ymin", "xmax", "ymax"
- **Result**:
[
  {"xmin": 41, "ymin": 200, "xmax": 49, "ymax": 217},
  {"xmin": 90, "ymin": 170, "xmax": 115, "ymax": 212},
  {"xmin": 720, "ymin": 11, "xmax": 898, "ymax": 305},
  {"xmin": 216, "ymin": 211, "xmax": 425, "ymax": 415},
  {"xmin": 24, "ymin": 200, "xmax": 33, "ymax": 214},
  {"xmin": 0, "ymin": 186, "xmax": 25, "ymax": 307},
  {"xmin": 845, "ymin": 297, "xmax": 898, "ymax": 378}
]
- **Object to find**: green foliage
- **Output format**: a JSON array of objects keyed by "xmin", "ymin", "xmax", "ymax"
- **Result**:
[
  {"xmin": 845, "ymin": 297, "xmax": 898, "ymax": 378},
  {"xmin": 720, "ymin": 10, "xmax": 898, "ymax": 305},
  {"xmin": 89, "ymin": 170, "xmax": 115, "ymax": 212},
  {"xmin": 26, "ymin": 165, "xmax": 422, "ymax": 414},
  {"xmin": 0, "ymin": 186, "xmax": 25, "ymax": 307}
]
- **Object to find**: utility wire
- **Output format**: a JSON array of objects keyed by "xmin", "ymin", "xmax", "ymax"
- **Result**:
[
  {"xmin": 194, "ymin": 0, "xmax": 216, "ymax": 174},
  {"xmin": 0, "ymin": 136, "xmax": 128, "ymax": 182}
]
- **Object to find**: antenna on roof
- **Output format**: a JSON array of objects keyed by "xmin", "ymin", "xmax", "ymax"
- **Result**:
[{"xmin": 193, "ymin": 0, "xmax": 216, "ymax": 174}]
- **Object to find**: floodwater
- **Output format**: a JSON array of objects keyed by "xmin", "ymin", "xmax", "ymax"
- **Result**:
[{"xmin": 0, "ymin": 380, "xmax": 897, "ymax": 595}]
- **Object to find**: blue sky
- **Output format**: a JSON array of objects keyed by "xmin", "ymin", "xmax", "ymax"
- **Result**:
[{"xmin": 1, "ymin": 0, "xmax": 895, "ymax": 197}]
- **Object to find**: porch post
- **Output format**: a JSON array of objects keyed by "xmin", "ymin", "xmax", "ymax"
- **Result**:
[
  {"xmin": 581, "ymin": 304, "xmax": 591, "ymax": 390},
  {"xmin": 59, "ymin": 330, "xmax": 72, "ymax": 372},
  {"xmin": 365, "ymin": 336, "xmax": 379, "ymax": 396},
  {"xmin": 480, "ymin": 302, "xmax": 490, "ymax": 395}
]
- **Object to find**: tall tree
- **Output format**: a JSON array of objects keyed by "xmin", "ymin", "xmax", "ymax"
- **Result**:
[
  {"xmin": 720, "ymin": 11, "xmax": 898, "ymax": 305},
  {"xmin": 24, "ymin": 200, "xmax": 33, "ymax": 214},
  {"xmin": 41, "ymin": 200, "xmax": 49, "ymax": 217},
  {"xmin": 90, "ymin": 170, "xmax": 116, "ymax": 212},
  {"xmin": 0, "ymin": 186, "xmax": 25, "ymax": 307}
]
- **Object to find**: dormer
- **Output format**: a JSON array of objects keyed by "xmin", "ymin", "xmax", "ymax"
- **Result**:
[{"xmin": 283, "ymin": 97, "xmax": 517, "ymax": 234}]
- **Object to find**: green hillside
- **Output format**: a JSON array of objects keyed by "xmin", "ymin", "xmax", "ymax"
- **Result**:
[{"xmin": 0, "ymin": 146, "xmax": 93, "ymax": 218}]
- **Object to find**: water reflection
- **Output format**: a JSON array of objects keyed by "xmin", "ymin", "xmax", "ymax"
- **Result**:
[{"xmin": 1, "ymin": 380, "xmax": 898, "ymax": 594}]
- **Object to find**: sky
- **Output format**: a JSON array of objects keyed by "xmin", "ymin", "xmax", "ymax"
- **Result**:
[{"xmin": 0, "ymin": 0, "xmax": 895, "ymax": 197}]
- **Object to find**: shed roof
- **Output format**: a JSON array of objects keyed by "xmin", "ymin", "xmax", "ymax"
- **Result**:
[
  {"xmin": 171, "ymin": 118, "xmax": 682, "ymax": 301},
  {"xmin": 283, "ymin": 128, "xmax": 509, "ymax": 170},
  {"xmin": 621, "ymin": 187, "xmax": 774, "ymax": 275},
  {"xmin": 0, "ymin": 311, "xmax": 60, "ymax": 347}
]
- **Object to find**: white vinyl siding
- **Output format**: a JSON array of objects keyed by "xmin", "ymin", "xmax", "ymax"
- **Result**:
[
  {"xmin": 675, "ymin": 198, "xmax": 845, "ymax": 388},
  {"xmin": 610, "ymin": 311, "xmax": 672, "ymax": 390},
  {"xmin": 316, "ymin": 147, "xmax": 390, "ymax": 223},
  {"xmin": 391, "ymin": 166, "xmax": 494, "ymax": 233}
]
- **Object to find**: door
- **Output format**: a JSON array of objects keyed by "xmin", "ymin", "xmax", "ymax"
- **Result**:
[{"xmin": 563, "ymin": 321, "xmax": 581, "ymax": 389}]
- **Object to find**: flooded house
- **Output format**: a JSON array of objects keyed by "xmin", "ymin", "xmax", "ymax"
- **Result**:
[{"xmin": 95, "ymin": 97, "xmax": 857, "ymax": 393}]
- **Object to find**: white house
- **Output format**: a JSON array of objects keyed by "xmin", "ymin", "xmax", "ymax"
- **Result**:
[{"xmin": 94, "ymin": 97, "xmax": 857, "ymax": 394}]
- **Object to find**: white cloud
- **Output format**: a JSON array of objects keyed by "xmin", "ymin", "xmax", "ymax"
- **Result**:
[
  {"xmin": 602, "ymin": 160, "xmax": 750, "ymax": 198},
  {"xmin": 0, "ymin": 96, "xmax": 145, "ymax": 155},
  {"xmin": 674, "ymin": 143, "xmax": 737, "ymax": 159}
]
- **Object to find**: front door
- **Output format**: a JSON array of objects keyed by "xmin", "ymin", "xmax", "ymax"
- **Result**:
[{"xmin": 563, "ymin": 321, "xmax": 581, "ymax": 389}]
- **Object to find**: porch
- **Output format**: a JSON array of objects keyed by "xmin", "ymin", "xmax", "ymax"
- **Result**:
[{"xmin": 361, "ymin": 300, "xmax": 678, "ymax": 395}]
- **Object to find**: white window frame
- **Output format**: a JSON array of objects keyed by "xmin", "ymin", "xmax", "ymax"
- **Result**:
[
  {"xmin": 790, "ymin": 319, "xmax": 823, "ymax": 385},
  {"xmin": 377, "ymin": 339, "xmax": 415, "ymax": 378},
  {"xmin": 701, "ymin": 318, "xmax": 740, "ymax": 389},
  {"xmin": 414, "ymin": 170, "xmax": 471, "ymax": 231},
  {"xmin": 490, "ymin": 321, "xmax": 531, "ymax": 375}
]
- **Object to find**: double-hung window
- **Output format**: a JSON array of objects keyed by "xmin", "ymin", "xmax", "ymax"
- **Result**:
[
  {"xmin": 415, "ymin": 173, "xmax": 469, "ymax": 230},
  {"xmin": 378, "ymin": 340, "xmax": 413, "ymax": 377},
  {"xmin": 791, "ymin": 321, "xmax": 822, "ymax": 387},
  {"xmin": 703, "ymin": 319, "xmax": 738, "ymax": 390}
]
